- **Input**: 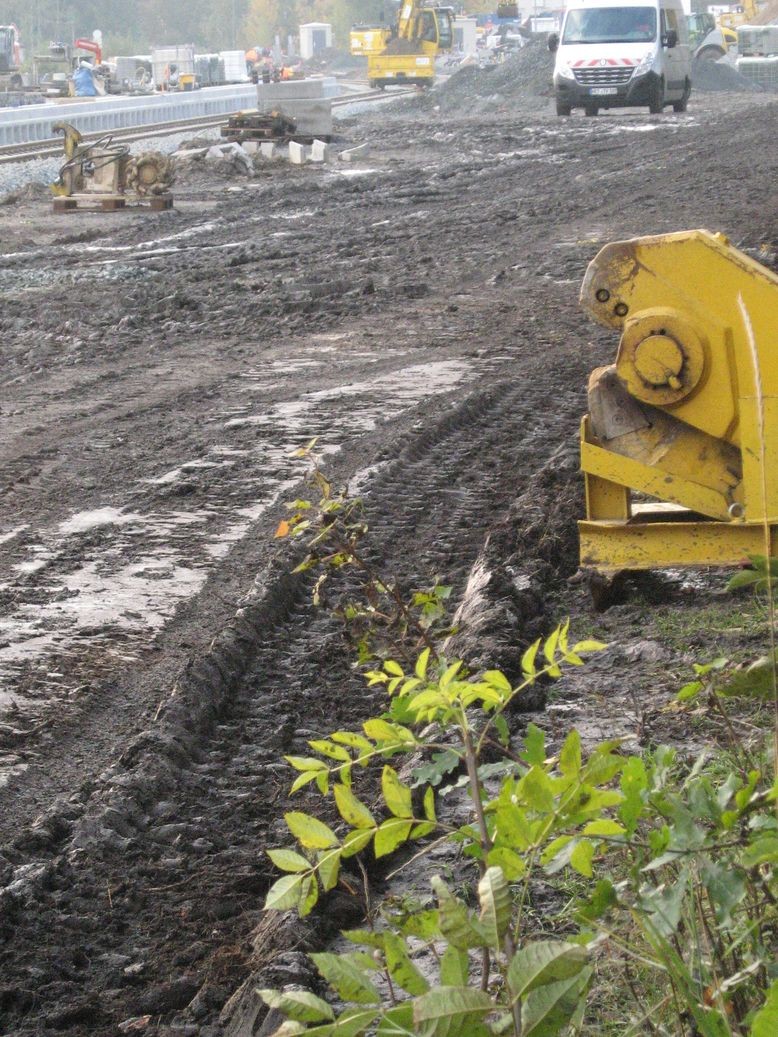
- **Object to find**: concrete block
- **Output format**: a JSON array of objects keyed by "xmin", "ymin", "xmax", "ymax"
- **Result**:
[
  {"xmin": 339, "ymin": 142, "xmax": 370, "ymax": 163},
  {"xmin": 259, "ymin": 142, "xmax": 276, "ymax": 160},
  {"xmin": 310, "ymin": 139, "xmax": 331, "ymax": 163},
  {"xmin": 206, "ymin": 145, "xmax": 226, "ymax": 162},
  {"xmin": 256, "ymin": 77, "xmax": 338, "ymax": 101},
  {"xmin": 242, "ymin": 140, "xmax": 259, "ymax": 155},
  {"xmin": 288, "ymin": 141, "xmax": 306, "ymax": 165},
  {"xmin": 221, "ymin": 141, "xmax": 253, "ymax": 173}
]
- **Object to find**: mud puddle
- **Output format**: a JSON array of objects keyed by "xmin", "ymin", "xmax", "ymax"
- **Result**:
[{"xmin": 0, "ymin": 351, "xmax": 485, "ymax": 764}]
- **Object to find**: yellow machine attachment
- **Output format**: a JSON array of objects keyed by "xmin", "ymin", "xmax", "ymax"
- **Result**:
[
  {"xmin": 578, "ymin": 229, "xmax": 778, "ymax": 578},
  {"xmin": 50, "ymin": 121, "xmax": 174, "ymax": 200}
]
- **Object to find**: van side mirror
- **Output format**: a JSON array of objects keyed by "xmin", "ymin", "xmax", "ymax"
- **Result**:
[
  {"xmin": 662, "ymin": 29, "xmax": 678, "ymax": 48},
  {"xmin": 547, "ymin": 32, "xmax": 559, "ymax": 53}
]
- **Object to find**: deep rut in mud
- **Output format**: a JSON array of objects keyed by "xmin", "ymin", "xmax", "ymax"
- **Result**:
[{"xmin": 0, "ymin": 368, "xmax": 591, "ymax": 1035}]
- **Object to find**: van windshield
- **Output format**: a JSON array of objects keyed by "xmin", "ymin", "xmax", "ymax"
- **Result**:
[{"xmin": 562, "ymin": 7, "xmax": 657, "ymax": 44}]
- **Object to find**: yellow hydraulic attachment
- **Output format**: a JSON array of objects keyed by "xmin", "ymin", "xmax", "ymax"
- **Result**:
[
  {"xmin": 579, "ymin": 229, "xmax": 778, "ymax": 577},
  {"xmin": 50, "ymin": 121, "xmax": 174, "ymax": 201}
]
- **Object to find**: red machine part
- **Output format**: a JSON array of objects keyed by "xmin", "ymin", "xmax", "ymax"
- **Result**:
[{"xmin": 75, "ymin": 38, "xmax": 103, "ymax": 64}]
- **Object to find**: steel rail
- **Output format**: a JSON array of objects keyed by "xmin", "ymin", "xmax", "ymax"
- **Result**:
[{"xmin": 0, "ymin": 87, "xmax": 412, "ymax": 165}]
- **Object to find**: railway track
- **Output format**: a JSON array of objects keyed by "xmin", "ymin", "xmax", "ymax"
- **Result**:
[{"xmin": 0, "ymin": 88, "xmax": 412, "ymax": 165}]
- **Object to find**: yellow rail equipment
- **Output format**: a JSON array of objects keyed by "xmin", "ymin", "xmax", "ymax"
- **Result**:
[{"xmin": 578, "ymin": 229, "xmax": 778, "ymax": 579}]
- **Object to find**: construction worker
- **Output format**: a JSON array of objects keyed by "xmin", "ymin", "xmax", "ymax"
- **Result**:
[{"xmin": 73, "ymin": 60, "xmax": 97, "ymax": 96}]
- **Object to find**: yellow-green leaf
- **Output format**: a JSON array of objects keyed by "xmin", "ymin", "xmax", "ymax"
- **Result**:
[
  {"xmin": 384, "ymin": 932, "xmax": 430, "ymax": 996},
  {"xmin": 318, "ymin": 848, "xmax": 342, "ymax": 892},
  {"xmin": 258, "ymin": 988, "xmax": 334, "ymax": 1023},
  {"xmin": 522, "ymin": 638, "xmax": 541, "ymax": 678},
  {"xmin": 267, "ymin": 848, "xmax": 310, "ymax": 873},
  {"xmin": 583, "ymin": 819, "xmax": 625, "ymax": 838},
  {"xmin": 363, "ymin": 719, "xmax": 413, "ymax": 745},
  {"xmin": 334, "ymin": 785, "xmax": 376, "ymax": 830},
  {"xmin": 413, "ymin": 986, "xmax": 493, "ymax": 1033},
  {"xmin": 309, "ymin": 739, "xmax": 352, "ymax": 762},
  {"xmin": 483, "ymin": 670, "xmax": 512, "ymax": 695},
  {"xmin": 265, "ymin": 873, "xmax": 308, "ymax": 911},
  {"xmin": 290, "ymin": 771, "xmax": 320, "ymax": 794},
  {"xmin": 306, "ymin": 1007, "xmax": 380, "ymax": 1036},
  {"xmin": 285, "ymin": 811, "xmax": 339, "ymax": 850},
  {"xmin": 342, "ymin": 828, "xmax": 373, "ymax": 859},
  {"xmin": 285, "ymin": 755, "xmax": 328, "ymax": 772},
  {"xmin": 300, "ymin": 874, "xmax": 319, "ymax": 916},
  {"xmin": 507, "ymin": 940, "xmax": 588, "ymax": 1002},
  {"xmin": 423, "ymin": 785, "xmax": 436, "ymax": 822},
  {"xmin": 440, "ymin": 661, "xmax": 463, "ymax": 689},
  {"xmin": 440, "ymin": 946, "xmax": 469, "ymax": 986},
  {"xmin": 487, "ymin": 846, "xmax": 527, "ymax": 882},
  {"xmin": 572, "ymin": 639, "xmax": 607, "ymax": 654},
  {"xmin": 382, "ymin": 766, "xmax": 413, "ymax": 818},
  {"xmin": 310, "ymin": 952, "xmax": 381, "ymax": 1004},
  {"xmin": 331, "ymin": 731, "xmax": 374, "ymax": 755},
  {"xmin": 559, "ymin": 730, "xmax": 581, "ymax": 777},
  {"xmin": 374, "ymin": 817, "xmax": 412, "ymax": 858},
  {"xmin": 478, "ymin": 866, "xmax": 511, "ymax": 950},
  {"xmin": 570, "ymin": 839, "xmax": 595, "ymax": 877},
  {"xmin": 415, "ymin": 648, "xmax": 431, "ymax": 680}
]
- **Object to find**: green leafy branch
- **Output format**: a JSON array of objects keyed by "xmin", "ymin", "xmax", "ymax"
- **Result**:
[{"xmin": 275, "ymin": 441, "xmax": 454, "ymax": 665}]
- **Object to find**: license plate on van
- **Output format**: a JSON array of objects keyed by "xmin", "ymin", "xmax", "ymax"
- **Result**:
[{"xmin": 590, "ymin": 87, "xmax": 618, "ymax": 95}]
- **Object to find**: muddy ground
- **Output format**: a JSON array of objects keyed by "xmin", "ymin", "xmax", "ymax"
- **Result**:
[{"xmin": 1, "ymin": 80, "xmax": 777, "ymax": 1036}]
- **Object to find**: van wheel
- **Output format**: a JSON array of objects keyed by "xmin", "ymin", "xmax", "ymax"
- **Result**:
[
  {"xmin": 672, "ymin": 78, "xmax": 691, "ymax": 112},
  {"xmin": 584, "ymin": 104, "xmax": 599, "ymax": 117},
  {"xmin": 648, "ymin": 79, "xmax": 665, "ymax": 114},
  {"xmin": 556, "ymin": 100, "xmax": 572, "ymax": 116}
]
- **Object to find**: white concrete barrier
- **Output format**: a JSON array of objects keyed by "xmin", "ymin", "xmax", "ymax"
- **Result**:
[{"xmin": 0, "ymin": 84, "xmax": 258, "ymax": 147}]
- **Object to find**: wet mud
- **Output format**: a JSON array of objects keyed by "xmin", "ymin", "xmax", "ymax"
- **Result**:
[{"xmin": 1, "ymin": 86, "xmax": 777, "ymax": 1035}]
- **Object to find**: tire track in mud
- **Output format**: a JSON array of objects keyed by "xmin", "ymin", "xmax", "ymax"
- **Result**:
[{"xmin": 0, "ymin": 367, "xmax": 587, "ymax": 1036}]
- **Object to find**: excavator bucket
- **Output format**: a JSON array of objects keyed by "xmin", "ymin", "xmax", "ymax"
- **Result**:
[{"xmin": 578, "ymin": 229, "xmax": 778, "ymax": 576}]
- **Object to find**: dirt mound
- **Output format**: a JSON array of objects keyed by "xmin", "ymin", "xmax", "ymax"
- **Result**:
[
  {"xmin": 302, "ymin": 47, "xmax": 363, "ymax": 74},
  {"xmin": 0, "ymin": 181, "xmax": 50, "ymax": 206},
  {"xmin": 692, "ymin": 56, "xmax": 760, "ymax": 92},
  {"xmin": 406, "ymin": 36, "xmax": 554, "ymax": 114}
]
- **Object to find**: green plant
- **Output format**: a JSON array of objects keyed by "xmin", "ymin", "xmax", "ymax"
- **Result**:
[
  {"xmin": 260, "ymin": 459, "xmax": 776, "ymax": 1036},
  {"xmin": 261, "ymin": 632, "xmax": 617, "ymax": 1036},
  {"xmin": 275, "ymin": 441, "xmax": 454, "ymax": 667}
]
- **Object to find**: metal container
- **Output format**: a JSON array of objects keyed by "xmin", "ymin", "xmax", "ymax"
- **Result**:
[
  {"xmin": 737, "ymin": 55, "xmax": 778, "ymax": 89},
  {"xmin": 737, "ymin": 25, "xmax": 778, "ymax": 57}
]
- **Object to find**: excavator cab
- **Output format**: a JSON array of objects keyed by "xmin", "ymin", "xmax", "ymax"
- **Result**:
[{"xmin": 429, "ymin": 7, "xmax": 454, "ymax": 50}]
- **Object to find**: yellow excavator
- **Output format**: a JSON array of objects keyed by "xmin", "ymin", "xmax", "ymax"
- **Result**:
[
  {"xmin": 577, "ymin": 230, "xmax": 778, "ymax": 597},
  {"xmin": 351, "ymin": 2, "xmax": 454, "ymax": 89}
]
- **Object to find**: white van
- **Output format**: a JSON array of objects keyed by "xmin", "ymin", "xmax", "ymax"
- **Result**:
[{"xmin": 548, "ymin": 0, "xmax": 692, "ymax": 116}]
